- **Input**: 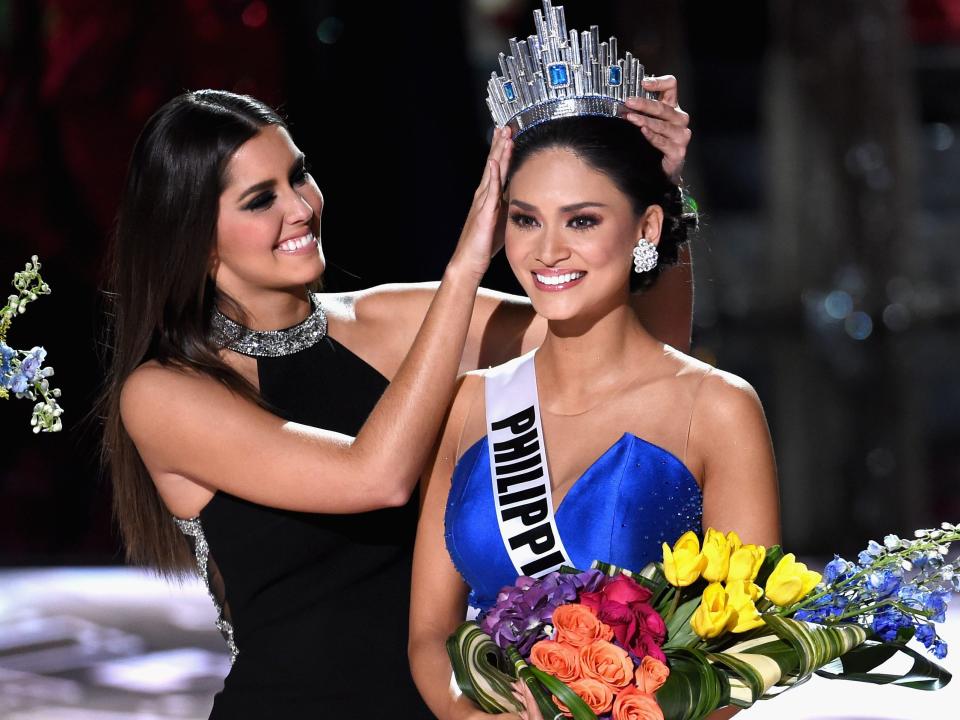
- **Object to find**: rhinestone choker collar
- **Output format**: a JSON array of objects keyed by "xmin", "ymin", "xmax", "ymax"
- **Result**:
[{"xmin": 210, "ymin": 293, "xmax": 327, "ymax": 357}]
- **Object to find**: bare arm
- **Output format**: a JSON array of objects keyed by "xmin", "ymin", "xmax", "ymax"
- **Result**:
[
  {"xmin": 695, "ymin": 372, "xmax": 781, "ymax": 547},
  {"xmin": 409, "ymin": 375, "xmax": 510, "ymax": 720},
  {"xmin": 359, "ymin": 250, "xmax": 692, "ymax": 382},
  {"xmin": 122, "ymin": 132, "xmax": 514, "ymax": 516}
]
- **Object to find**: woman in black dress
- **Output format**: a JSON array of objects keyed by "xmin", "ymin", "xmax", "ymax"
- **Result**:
[{"xmin": 101, "ymin": 88, "xmax": 692, "ymax": 717}]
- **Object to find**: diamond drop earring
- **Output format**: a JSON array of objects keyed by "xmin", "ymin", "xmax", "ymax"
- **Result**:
[{"xmin": 632, "ymin": 238, "xmax": 658, "ymax": 274}]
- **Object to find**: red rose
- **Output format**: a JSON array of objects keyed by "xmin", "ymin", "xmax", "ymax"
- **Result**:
[{"xmin": 580, "ymin": 575, "xmax": 666, "ymax": 662}]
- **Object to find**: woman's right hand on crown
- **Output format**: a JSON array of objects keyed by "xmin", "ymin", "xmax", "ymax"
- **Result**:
[{"xmin": 447, "ymin": 126, "xmax": 513, "ymax": 283}]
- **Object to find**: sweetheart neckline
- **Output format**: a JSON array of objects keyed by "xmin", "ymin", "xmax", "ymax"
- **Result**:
[{"xmin": 456, "ymin": 431, "xmax": 702, "ymax": 515}]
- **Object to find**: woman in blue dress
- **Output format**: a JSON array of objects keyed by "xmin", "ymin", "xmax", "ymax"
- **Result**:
[{"xmin": 409, "ymin": 113, "xmax": 780, "ymax": 720}]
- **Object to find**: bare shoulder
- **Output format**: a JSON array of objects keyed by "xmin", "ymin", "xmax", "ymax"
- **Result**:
[
  {"xmin": 696, "ymin": 367, "xmax": 765, "ymax": 426},
  {"xmin": 120, "ymin": 361, "xmax": 249, "ymax": 445},
  {"xmin": 656, "ymin": 346, "xmax": 764, "ymax": 422},
  {"xmin": 120, "ymin": 361, "xmax": 199, "ymax": 422}
]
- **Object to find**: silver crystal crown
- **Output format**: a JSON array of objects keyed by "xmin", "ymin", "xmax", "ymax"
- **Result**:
[{"xmin": 486, "ymin": 0, "xmax": 657, "ymax": 136}]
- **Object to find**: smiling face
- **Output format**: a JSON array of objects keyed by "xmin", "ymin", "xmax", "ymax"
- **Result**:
[
  {"xmin": 211, "ymin": 125, "xmax": 325, "ymax": 299},
  {"xmin": 505, "ymin": 147, "xmax": 663, "ymax": 322}
]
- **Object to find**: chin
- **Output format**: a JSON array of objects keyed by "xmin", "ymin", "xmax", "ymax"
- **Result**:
[{"xmin": 528, "ymin": 295, "xmax": 586, "ymax": 322}]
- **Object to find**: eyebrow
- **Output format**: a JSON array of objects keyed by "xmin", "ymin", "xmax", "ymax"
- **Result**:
[
  {"xmin": 236, "ymin": 154, "xmax": 307, "ymax": 203},
  {"xmin": 509, "ymin": 199, "xmax": 608, "ymax": 213}
]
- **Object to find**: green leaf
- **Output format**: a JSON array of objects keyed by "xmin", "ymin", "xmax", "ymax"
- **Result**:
[
  {"xmin": 526, "ymin": 666, "xmax": 598, "ymax": 720},
  {"xmin": 663, "ymin": 595, "xmax": 704, "ymax": 649},
  {"xmin": 815, "ymin": 640, "xmax": 952, "ymax": 691},
  {"xmin": 446, "ymin": 622, "xmax": 520, "ymax": 713},
  {"xmin": 658, "ymin": 648, "xmax": 728, "ymax": 720},
  {"xmin": 707, "ymin": 651, "xmax": 768, "ymax": 707},
  {"xmin": 761, "ymin": 615, "xmax": 867, "ymax": 681}
]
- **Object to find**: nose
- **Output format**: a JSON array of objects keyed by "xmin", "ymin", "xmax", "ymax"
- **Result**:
[
  {"xmin": 534, "ymin": 226, "xmax": 571, "ymax": 267},
  {"xmin": 284, "ymin": 188, "xmax": 314, "ymax": 225}
]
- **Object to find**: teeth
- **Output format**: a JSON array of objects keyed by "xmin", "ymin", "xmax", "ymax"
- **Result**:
[
  {"xmin": 276, "ymin": 233, "xmax": 314, "ymax": 252},
  {"xmin": 535, "ymin": 271, "xmax": 584, "ymax": 286}
]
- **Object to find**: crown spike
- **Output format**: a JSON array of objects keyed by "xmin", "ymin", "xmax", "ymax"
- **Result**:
[
  {"xmin": 534, "ymin": 10, "xmax": 548, "ymax": 47},
  {"xmin": 556, "ymin": 5, "xmax": 568, "ymax": 42}
]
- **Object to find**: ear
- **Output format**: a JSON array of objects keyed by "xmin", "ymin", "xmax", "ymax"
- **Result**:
[{"xmin": 638, "ymin": 204, "xmax": 665, "ymax": 247}]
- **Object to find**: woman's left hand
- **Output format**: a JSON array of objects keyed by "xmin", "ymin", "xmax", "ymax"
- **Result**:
[
  {"xmin": 510, "ymin": 680, "xmax": 546, "ymax": 720},
  {"xmin": 622, "ymin": 74, "xmax": 691, "ymax": 184}
]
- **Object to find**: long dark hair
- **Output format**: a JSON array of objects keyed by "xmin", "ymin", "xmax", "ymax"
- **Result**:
[
  {"xmin": 99, "ymin": 90, "xmax": 284, "ymax": 577},
  {"xmin": 506, "ymin": 116, "xmax": 696, "ymax": 292}
]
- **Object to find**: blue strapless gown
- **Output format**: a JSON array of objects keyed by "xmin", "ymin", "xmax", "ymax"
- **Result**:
[{"xmin": 445, "ymin": 432, "xmax": 703, "ymax": 612}]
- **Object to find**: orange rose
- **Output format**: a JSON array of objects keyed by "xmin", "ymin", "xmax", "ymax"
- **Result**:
[
  {"xmin": 634, "ymin": 656, "xmax": 670, "ymax": 694},
  {"xmin": 553, "ymin": 678, "xmax": 614, "ymax": 716},
  {"xmin": 578, "ymin": 639, "xmax": 633, "ymax": 690},
  {"xmin": 529, "ymin": 639, "xmax": 581, "ymax": 684},
  {"xmin": 552, "ymin": 604, "xmax": 614, "ymax": 648},
  {"xmin": 612, "ymin": 685, "xmax": 664, "ymax": 720}
]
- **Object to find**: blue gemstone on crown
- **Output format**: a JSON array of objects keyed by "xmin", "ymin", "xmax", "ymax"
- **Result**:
[
  {"xmin": 503, "ymin": 81, "xmax": 516, "ymax": 103},
  {"xmin": 608, "ymin": 65, "xmax": 622, "ymax": 86},
  {"xmin": 547, "ymin": 62, "xmax": 570, "ymax": 89}
]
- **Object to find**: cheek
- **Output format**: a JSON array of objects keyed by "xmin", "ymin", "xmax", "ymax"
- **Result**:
[
  {"xmin": 504, "ymin": 231, "xmax": 533, "ymax": 280},
  {"xmin": 216, "ymin": 211, "xmax": 280, "ymax": 258}
]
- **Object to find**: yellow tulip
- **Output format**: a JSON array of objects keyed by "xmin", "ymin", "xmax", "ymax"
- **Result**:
[
  {"xmin": 662, "ymin": 531, "xmax": 707, "ymax": 587},
  {"xmin": 727, "ymin": 544, "xmax": 766, "ymax": 583},
  {"xmin": 725, "ymin": 580, "xmax": 766, "ymax": 633},
  {"xmin": 764, "ymin": 554, "xmax": 823, "ymax": 607},
  {"xmin": 691, "ymin": 582, "xmax": 736, "ymax": 639},
  {"xmin": 701, "ymin": 528, "xmax": 732, "ymax": 583},
  {"xmin": 726, "ymin": 530, "xmax": 743, "ymax": 553}
]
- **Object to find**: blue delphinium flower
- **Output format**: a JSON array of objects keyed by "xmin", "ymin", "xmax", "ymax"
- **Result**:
[
  {"xmin": 858, "ymin": 540, "xmax": 886, "ymax": 566},
  {"xmin": 824, "ymin": 556, "xmax": 854, "ymax": 584},
  {"xmin": 923, "ymin": 591, "xmax": 950, "ymax": 623},
  {"xmin": 933, "ymin": 639, "xmax": 948, "ymax": 659},
  {"xmin": 0, "ymin": 342, "xmax": 15, "ymax": 378},
  {"xmin": 871, "ymin": 607, "xmax": 912, "ymax": 642},
  {"xmin": 866, "ymin": 569, "xmax": 902, "ymax": 598},
  {"xmin": 10, "ymin": 371, "xmax": 29, "ymax": 394},
  {"xmin": 19, "ymin": 346, "xmax": 46, "ymax": 381},
  {"xmin": 915, "ymin": 623, "xmax": 936, "ymax": 649}
]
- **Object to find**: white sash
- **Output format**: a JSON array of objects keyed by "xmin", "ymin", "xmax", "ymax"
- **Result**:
[{"xmin": 484, "ymin": 350, "xmax": 573, "ymax": 578}]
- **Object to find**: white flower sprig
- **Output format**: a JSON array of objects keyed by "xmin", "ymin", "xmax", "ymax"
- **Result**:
[{"xmin": 0, "ymin": 256, "xmax": 63, "ymax": 432}]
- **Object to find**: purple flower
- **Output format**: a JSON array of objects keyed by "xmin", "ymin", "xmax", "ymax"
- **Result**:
[{"xmin": 478, "ymin": 570, "xmax": 606, "ymax": 654}]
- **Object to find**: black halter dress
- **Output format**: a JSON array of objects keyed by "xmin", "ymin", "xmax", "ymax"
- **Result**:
[{"xmin": 176, "ymin": 299, "xmax": 433, "ymax": 718}]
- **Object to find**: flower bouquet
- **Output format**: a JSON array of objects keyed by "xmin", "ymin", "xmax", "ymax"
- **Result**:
[
  {"xmin": 0, "ymin": 256, "xmax": 63, "ymax": 432},
  {"xmin": 447, "ymin": 524, "xmax": 958, "ymax": 720}
]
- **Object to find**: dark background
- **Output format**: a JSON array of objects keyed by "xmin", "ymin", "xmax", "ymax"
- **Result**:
[{"xmin": 1, "ymin": 0, "xmax": 958, "ymax": 566}]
